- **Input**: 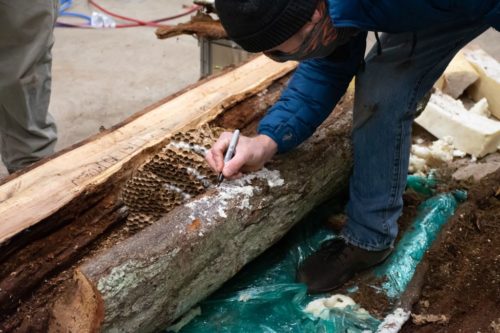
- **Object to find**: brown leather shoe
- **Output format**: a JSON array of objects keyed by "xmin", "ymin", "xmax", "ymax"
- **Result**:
[{"xmin": 296, "ymin": 238, "xmax": 392, "ymax": 294}]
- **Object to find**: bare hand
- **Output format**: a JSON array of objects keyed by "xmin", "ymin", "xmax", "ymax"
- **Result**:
[{"xmin": 205, "ymin": 133, "xmax": 278, "ymax": 179}]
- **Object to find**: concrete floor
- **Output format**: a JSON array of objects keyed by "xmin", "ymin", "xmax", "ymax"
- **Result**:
[
  {"xmin": 0, "ymin": 1, "xmax": 498, "ymax": 178},
  {"xmin": 0, "ymin": 0, "xmax": 200, "ymax": 177},
  {"xmin": 49, "ymin": 0, "xmax": 200, "ymax": 148}
]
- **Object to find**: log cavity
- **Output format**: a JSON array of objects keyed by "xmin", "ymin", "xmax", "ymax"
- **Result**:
[{"xmin": 122, "ymin": 125, "xmax": 224, "ymax": 230}]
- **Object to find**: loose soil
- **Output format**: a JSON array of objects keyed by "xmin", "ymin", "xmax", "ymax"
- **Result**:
[
  {"xmin": 401, "ymin": 169, "xmax": 500, "ymax": 332},
  {"xmin": 329, "ymin": 167, "xmax": 500, "ymax": 332}
]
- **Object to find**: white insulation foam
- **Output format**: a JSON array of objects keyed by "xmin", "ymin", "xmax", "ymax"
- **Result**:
[{"xmin": 376, "ymin": 308, "xmax": 411, "ymax": 333}]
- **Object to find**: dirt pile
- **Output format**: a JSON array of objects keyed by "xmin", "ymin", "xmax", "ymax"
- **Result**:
[{"xmin": 402, "ymin": 169, "xmax": 500, "ymax": 332}]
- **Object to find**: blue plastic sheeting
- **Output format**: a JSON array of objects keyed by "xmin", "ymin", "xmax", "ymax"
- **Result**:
[
  {"xmin": 173, "ymin": 217, "xmax": 380, "ymax": 332},
  {"xmin": 406, "ymin": 172, "xmax": 437, "ymax": 197},
  {"xmin": 375, "ymin": 191, "xmax": 465, "ymax": 298},
  {"xmin": 171, "ymin": 176, "xmax": 464, "ymax": 332}
]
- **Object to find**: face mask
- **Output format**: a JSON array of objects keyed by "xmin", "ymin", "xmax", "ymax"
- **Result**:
[{"xmin": 264, "ymin": 1, "xmax": 358, "ymax": 62}]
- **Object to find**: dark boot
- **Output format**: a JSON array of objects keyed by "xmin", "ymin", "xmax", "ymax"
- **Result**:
[{"xmin": 296, "ymin": 238, "xmax": 392, "ymax": 294}]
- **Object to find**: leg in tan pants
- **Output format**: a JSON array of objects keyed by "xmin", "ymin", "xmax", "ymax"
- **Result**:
[{"xmin": 0, "ymin": 0, "xmax": 59, "ymax": 173}]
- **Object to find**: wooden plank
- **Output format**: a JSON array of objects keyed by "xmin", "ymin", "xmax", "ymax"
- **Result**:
[{"xmin": 0, "ymin": 56, "xmax": 296, "ymax": 245}]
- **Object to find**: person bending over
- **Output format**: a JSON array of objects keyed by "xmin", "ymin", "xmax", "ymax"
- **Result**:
[{"xmin": 205, "ymin": 0, "xmax": 499, "ymax": 293}]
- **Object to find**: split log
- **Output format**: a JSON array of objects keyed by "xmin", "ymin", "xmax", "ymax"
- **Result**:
[
  {"xmin": 49, "ymin": 93, "xmax": 355, "ymax": 332},
  {"xmin": 0, "ymin": 198, "xmax": 127, "ymax": 316},
  {"xmin": 0, "ymin": 56, "xmax": 295, "ymax": 327},
  {"xmin": 0, "ymin": 54, "xmax": 354, "ymax": 332},
  {"xmin": 0, "ymin": 55, "xmax": 295, "ymax": 246}
]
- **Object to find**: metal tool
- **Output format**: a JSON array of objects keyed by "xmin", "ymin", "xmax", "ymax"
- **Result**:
[{"xmin": 217, "ymin": 129, "xmax": 240, "ymax": 186}]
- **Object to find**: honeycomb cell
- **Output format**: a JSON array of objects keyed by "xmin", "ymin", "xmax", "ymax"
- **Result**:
[{"xmin": 121, "ymin": 125, "xmax": 224, "ymax": 229}]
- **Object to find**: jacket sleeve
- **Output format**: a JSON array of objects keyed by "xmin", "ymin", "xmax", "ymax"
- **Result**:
[{"xmin": 257, "ymin": 31, "xmax": 367, "ymax": 153}]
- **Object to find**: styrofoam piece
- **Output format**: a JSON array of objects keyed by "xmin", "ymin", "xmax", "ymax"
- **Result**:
[
  {"xmin": 409, "ymin": 154, "xmax": 428, "ymax": 174},
  {"xmin": 434, "ymin": 51, "xmax": 479, "ymax": 98},
  {"xmin": 468, "ymin": 97, "xmax": 491, "ymax": 118},
  {"xmin": 409, "ymin": 137, "xmax": 464, "ymax": 175},
  {"xmin": 428, "ymin": 137, "xmax": 455, "ymax": 162},
  {"xmin": 304, "ymin": 294, "xmax": 366, "ymax": 320},
  {"xmin": 376, "ymin": 308, "xmax": 411, "ymax": 333},
  {"xmin": 464, "ymin": 49, "xmax": 500, "ymax": 120},
  {"xmin": 415, "ymin": 92, "xmax": 500, "ymax": 157}
]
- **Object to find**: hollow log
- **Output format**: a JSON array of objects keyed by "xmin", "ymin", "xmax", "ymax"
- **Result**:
[
  {"xmin": 49, "ymin": 94, "xmax": 354, "ymax": 332},
  {"xmin": 0, "ymin": 55, "xmax": 355, "ymax": 332},
  {"xmin": 0, "ymin": 56, "xmax": 295, "ymax": 246},
  {"xmin": 0, "ymin": 56, "xmax": 295, "ymax": 330}
]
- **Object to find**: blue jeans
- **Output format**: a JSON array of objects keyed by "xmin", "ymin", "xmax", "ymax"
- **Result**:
[{"xmin": 341, "ymin": 21, "xmax": 491, "ymax": 251}]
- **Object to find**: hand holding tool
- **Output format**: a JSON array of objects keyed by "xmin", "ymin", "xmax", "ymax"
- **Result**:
[{"xmin": 217, "ymin": 129, "xmax": 240, "ymax": 186}]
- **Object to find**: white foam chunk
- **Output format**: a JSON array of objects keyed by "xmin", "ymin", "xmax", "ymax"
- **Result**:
[
  {"xmin": 468, "ymin": 97, "xmax": 491, "ymax": 118},
  {"xmin": 415, "ymin": 92, "xmax": 500, "ymax": 157},
  {"xmin": 376, "ymin": 308, "xmax": 410, "ymax": 333},
  {"xmin": 411, "ymin": 145, "xmax": 431, "ymax": 159},
  {"xmin": 434, "ymin": 51, "xmax": 479, "ymax": 98},
  {"xmin": 304, "ymin": 294, "xmax": 369, "ymax": 321},
  {"xmin": 464, "ymin": 48, "xmax": 500, "ymax": 120},
  {"xmin": 409, "ymin": 154, "xmax": 428, "ymax": 174},
  {"xmin": 409, "ymin": 137, "xmax": 459, "ymax": 175},
  {"xmin": 429, "ymin": 137, "xmax": 454, "ymax": 162}
]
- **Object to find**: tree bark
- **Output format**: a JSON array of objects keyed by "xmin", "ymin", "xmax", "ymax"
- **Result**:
[{"xmin": 49, "ymin": 94, "xmax": 354, "ymax": 332}]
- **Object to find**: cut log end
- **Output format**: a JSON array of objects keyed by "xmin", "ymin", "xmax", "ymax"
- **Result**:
[{"xmin": 49, "ymin": 270, "xmax": 104, "ymax": 333}]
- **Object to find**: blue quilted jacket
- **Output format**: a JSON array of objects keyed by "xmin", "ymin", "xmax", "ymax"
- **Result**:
[{"xmin": 257, "ymin": 0, "xmax": 500, "ymax": 153}]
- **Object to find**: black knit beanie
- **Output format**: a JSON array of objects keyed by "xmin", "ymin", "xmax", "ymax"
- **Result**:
[{"xmin": 215, "ymin": 0, "xmax": 320, "ymax": 52}]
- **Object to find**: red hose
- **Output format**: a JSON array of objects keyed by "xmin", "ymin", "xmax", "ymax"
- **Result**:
[
  {"xmin": 88, "ymin": 0, "xmax": 200, "ymax": 28},
  {"xmin": 58, "ymin": 0, "xmax": 200, "ymax": 28}
]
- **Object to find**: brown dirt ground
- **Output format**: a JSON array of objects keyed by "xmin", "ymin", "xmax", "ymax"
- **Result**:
[
  {"xmin": 330, "ymin": 166, "xmax": 500, "ymax": 332},
  {"xmin": 401, "ymin": 169, "xmax": 500, "ymax": 332}
]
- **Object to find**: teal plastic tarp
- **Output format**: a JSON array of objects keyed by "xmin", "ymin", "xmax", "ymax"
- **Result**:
[{"xmin": 170, "ymin": 175, "xmax": 464, "ymax": 332}]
